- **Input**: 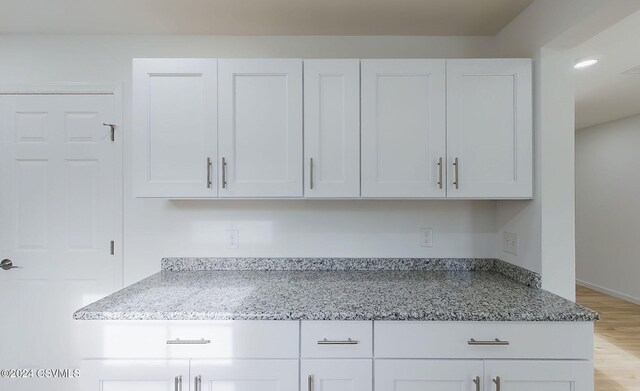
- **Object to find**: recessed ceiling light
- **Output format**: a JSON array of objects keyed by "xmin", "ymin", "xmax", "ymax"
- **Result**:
[{"xmin": 574, "ymin": 58, "xmax": 598, "ymax": 70}]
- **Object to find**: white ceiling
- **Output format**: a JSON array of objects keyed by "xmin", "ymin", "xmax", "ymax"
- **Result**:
[
  {"xmin": 0, "ymin": 0, "xmax": 533, "ymax": 36},
  {"xmin": 574, "ymin": 10, "xmax": 640, "ymax": 130}
]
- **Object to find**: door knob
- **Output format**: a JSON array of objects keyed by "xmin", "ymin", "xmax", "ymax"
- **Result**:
[{"xmin": 1, "ymin": 259, "xmax": 20, "ymax": 270}]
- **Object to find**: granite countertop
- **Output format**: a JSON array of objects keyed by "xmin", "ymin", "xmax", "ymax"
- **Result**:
[{"xmin": 73, "ymin": 258, "xmax": 598, "ymax": 322}]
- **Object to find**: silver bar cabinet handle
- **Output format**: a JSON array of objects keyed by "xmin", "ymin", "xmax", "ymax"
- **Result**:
[
  {"xmin": 473, "ymin": 376, "xmax": 480, "ymax": 391},
  {"xmin": 309, "ymin": 157, "xmax": 314, "ymax": 190},
  {"xmin": 308, "ymin": 375, "xmax": 313, "ymax": 391},
  {"xmin": 437, "ymin": 157, "xmax": 443, "ymax": 189},
  {"xmin": 468, "ymin": 338, "xmax": 510, "ymax": 346},
  {"xmin": 175, "ymin": 375, "xmax": 182, "ymax": 391},
  {"xmin": 453, "ymin": 157, "xmax": 459, "ymax": 189},
  {"xmin": 222, "ymin": 157, "xmax": 227, "ymax": 189},
  {"xmin": 195, "ymin": 375, "xmax": 202, "ymax": 391},
  {"xmin": 493, "ymin": 376, "xmax": 501, "ymax": 391},
  {"xmin": 166, "ymin": 338, "xmax": 211, "ymax": 345},
  {"xmin": 206, "ymin": 157, "xmax": 212, "ymax": 188},
  {"xmin": 317, "ymin": 338, "xmax": 359, "ymax": 345}
]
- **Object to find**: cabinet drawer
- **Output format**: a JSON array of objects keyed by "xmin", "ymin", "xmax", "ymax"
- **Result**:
[
  {"xmin": 77, "ymin": 320, "xmax": 299, "ymax": 359},
  {"xmin": 374, "ymin": 321, "xmax": 593, "ymax": 360},
  {"xmin": 301, "ymin": 321, "xmax": 373, "ymax": 358}
]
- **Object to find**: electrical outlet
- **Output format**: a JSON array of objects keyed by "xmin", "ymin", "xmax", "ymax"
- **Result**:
[
  {"xmin": 227, "ymin": 229, "xmax": 239, "ymax": 249},
  {"xmin": 420, "ymin": 228, "xmax": 433, "ymax": 248},
  {"xmin": 503, "ymin": 231, "xmax": 517, "ymax": 255}
]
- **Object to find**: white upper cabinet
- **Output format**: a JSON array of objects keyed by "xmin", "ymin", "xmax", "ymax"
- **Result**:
[
  {"xmin": 446, "ymin": 59, "xmax": 533, "ymax": 198},
  {"xmin": 361, "ymin": 60, "xmax": 447, "ymax": 198},
  {"xmin": 218, "ymin": 59, "xmax": 303, "ymax": 198},
  {"xmin": 132, "ymin": 58, "xmax": 533, "ymax": 200},
  {"xmin": 133, "ymin": 58, "xmax": 218, "ymax": 198},
  {"xmin": 304, "ymin": 60, "xmax": 360, "ymax": 198}
]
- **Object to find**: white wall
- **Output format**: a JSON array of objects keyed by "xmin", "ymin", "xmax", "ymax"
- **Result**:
[
  {"xmin": 493, "ymin": 0, "xmax": 640, "ymax": 299},
  {"xmin": 576, "ymin": 114, "xmax": 640, "ymax": 303},
  {"xmin": 0, "ymin": 35, "xmax": 499, "ymax": 284}
]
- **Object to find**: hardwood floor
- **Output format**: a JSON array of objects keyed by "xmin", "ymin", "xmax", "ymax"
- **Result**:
[{"xmin": 576, "ymin": 285, "xmax": 640, "ymax": 390}]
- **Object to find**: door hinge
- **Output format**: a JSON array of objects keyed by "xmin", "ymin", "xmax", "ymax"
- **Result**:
[
  {"xmin": 103, "ymin": 123, "xmax": 116, "ymax": 142},
  {"xmin": 110, "ymin": 240, "xmax": 115, "ymax": 255}
]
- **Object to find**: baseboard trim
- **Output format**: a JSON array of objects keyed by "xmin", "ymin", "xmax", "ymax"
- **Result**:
[{"xmin": 576, "ymin": 279, "xmax": 640, "ymax": 305}]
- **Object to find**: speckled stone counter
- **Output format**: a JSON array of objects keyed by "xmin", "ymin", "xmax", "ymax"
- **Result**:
[{"xmin": 74, "ymin": 258, "xmax": 597, "ymax": 322}]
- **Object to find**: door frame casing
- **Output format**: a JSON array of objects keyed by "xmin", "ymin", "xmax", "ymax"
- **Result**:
[{"xmin": 0, "ymin": 82, "xmax": 124, "ymax": 288}]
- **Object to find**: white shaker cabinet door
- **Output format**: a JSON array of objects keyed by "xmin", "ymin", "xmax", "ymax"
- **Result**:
[
  {"xmin": 375, "ymin": 360, "xmax": 483, "ymax": 391},
  {"xmin": 484, "ymin": 360, "xmax": 593, "ymax": 391},
  {"xmin": 81, "ymin": 360, "xmax": 190, "ymax": 391},
  {"xmin": 304, "ymin": 60, "xmax": 360, "ymax": 198},
  {"xmin": 446, "ymin": 59, "xmax": 533, "ymax": 198},
  {"xmin": 361, "ymin": 60, "xmax": 446, "ymax": 198},
  {"xmin": 191, "ymin": 359, "xmax": 298, "ymax": 391},
  {"xmin": 133, "ymin": 58, "xmax": 218, "ymax": 198},
  {"xmin": 302, "ymin": 359, "xmax": 372, "ymax": 391},
  {"xmin": 218, "ymin": 59, "xmax": 303, "ymax": 198}
]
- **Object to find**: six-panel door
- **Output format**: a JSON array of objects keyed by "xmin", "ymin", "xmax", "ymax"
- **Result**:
[
  {"xmin": 302, "ymin": 360, "xmax": 372, "ymax": 391},
  {"xmin": 484, "ymin": 360, "xmax": 593, "ymax": 391},
  {"xmin": 361, "ymin": 59, "xmax": 447, "ymax": 198},
  {"xmin": 375, "ymin": 360, "xmax": 484, "ymax": 391},
  {"xmin": 218, "ymin": 59, "xmax": 303, "ymax": 198},
  {"xmin": 191, "ymin": 359, "xmax": 298, "ymax": 391},
  {"xmin": 446, "ymin": 59, "xmax": 533, "ymax": 198},
  {"xmin": 304, "ymin": 60, "xmax": 361, "ymax": 198},
  {"xmin": 133, "ymin": 58, "xmax": 218, "ymax": 198}
]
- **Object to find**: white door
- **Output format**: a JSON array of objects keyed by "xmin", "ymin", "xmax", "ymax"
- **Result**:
[
  {"xmin": 218, "ymin": 59, "xmax": 303, "ymax": 198},
  {"xmin": 304, "ymin": 60, "xmax": 360, "ymax": 198},
  {"xmin": 81, "ymin": 360, "xmax": 190, "ymax": 391},
  {"xmin": 361, "ymin": 60, "xmax": 446, "ymax": 198},
  {"xmin": 446, "ymin": 59, "xmax": 533, "ymax": 198},
  {"xmin": 133, "ymin": 58, "xmax": 218, "ymax": 198},
  {"xmin": 484, "ymin": 360, "xmax": 593, "ymax": 391},
  {"xmin": 302, "ymin": 359, "xmax": 372, "ymax": 391},
  {"xmin": 0, "ymin": 93, "xmax": 122, "ymax": 391},
  {"xmin": 191, "ymin": 359, "xmax": 298, "ymax": 391},
  {"xmin": 375, "ymin": 360, "xmax": 483, "ymax": 391}
]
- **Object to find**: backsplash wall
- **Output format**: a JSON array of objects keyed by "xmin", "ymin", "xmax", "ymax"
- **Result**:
[{"xmin": 0, "ymin": 34, "xmax": 503, "ymax": 285}]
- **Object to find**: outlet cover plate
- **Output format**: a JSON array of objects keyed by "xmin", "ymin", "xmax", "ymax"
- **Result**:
[
  {"xmin": 503, "ymin": 231, "xmax": 517, "ymax": 255},
  {"xmin": 420, "ymin": 228, "xmax": 433, "ymax": 248}
]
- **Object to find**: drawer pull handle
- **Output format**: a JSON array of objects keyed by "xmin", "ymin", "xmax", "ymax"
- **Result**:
[
  {"xmin": 468, "ymin": 338, "xmax": 509, "ymax": 346},
  {"xmin": 317, "ymin": 338, "xmax": 359, "ymax": 345},
  {"xmin": 166, "ymin": 338, "xmax": 211, "ymax": 345},
  {"xmin": 473, "ymin": 376, "xmax": 480, "ymax": 391}
]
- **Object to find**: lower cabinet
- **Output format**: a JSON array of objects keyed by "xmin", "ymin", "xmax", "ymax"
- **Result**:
[
  {"xmin": 302, "ymin": 359, "xmax": 372, "ymax": 391},
  {"xmin": 376, "ymin": 360, "xmax": 592, "ymax": 391},
  {"xmin": 81, "ymin": 359, "xmax": 190, "ymax": 391},
  {"xmin": 375, "ymin": 360, "xmax": 483, "ymax": 391},
  {"xmin": 190, "ymin": 359, "xmax": 298, "ymax": 391},
  {"xmin": 484, "ymin": 360, "xmax": 593, "ymax": 391}
]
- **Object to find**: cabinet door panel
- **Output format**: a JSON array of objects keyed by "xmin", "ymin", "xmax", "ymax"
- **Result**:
[
  {"xmin": 361, "ymin": 60, "xmax": 446, "ymax": 198},
  {"xmin": 484, "ymin": 360, "xmax": 592, "ymax": 391},
  {"xmin": 302, "ymin": 359, "xmax": 372, "ymax": 391},
  {"xmin": 218, "ymin": 59, "xmax": 303, "ymax": 197},
  {"xmin": 375, "ymin": 360, "xmax": 482, "ymax": 391},
  {"xmin": 447, "ymin": 59, "xmax": 532, "ymax": 198},
  {"xmin": 81, "ymin": 359, "xmax": 190, "ymax": 391},
  {"xmin": 192, "ymin": 359, "xmax": 298, "ymax": 391},
  {"xmin": 133, "ymin": 58, "xmax": 217, "ymax": 198},
  {"xmin": 304, "ymin": 60, "xmax": 360, "ymax": 198}
]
